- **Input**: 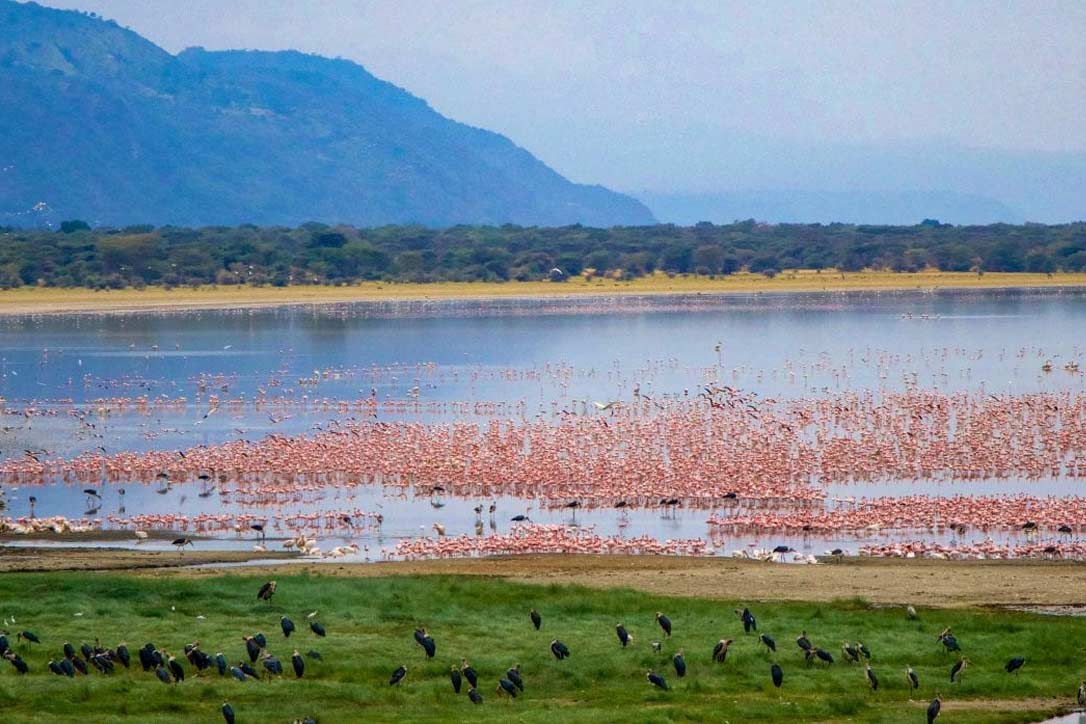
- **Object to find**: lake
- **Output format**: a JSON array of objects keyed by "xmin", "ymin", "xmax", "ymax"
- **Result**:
[{"xmin": 1, "ymin": 288, "xmax": 1085, "ymax": 561}]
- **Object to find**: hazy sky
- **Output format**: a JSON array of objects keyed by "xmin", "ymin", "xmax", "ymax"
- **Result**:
[{"xmin": 34, "ymin": 0, "xmax": 1086, "ymax": 196}]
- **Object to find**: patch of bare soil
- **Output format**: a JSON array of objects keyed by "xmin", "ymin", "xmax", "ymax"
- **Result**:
[
  {"xmin": 146, "ymin": 555, "xmax": 1086, "ymax": 609},
  {"xmin": 0, "ymin": 546, "xmax": 295, "ymax": 572}
]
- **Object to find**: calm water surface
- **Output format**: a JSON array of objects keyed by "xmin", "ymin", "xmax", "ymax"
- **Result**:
[{"xmin": 1, "ymin": 289, "xmax": 1084, "ymax": 558}]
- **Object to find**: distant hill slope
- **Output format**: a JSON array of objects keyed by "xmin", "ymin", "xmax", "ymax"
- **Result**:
[
  {"xmin": 639, "ymin": 190, "xmax": 1023, "ymax": 227},
  {"xmin": 0, "ymin": 1, "xmax": 654, "ymax": 228}
]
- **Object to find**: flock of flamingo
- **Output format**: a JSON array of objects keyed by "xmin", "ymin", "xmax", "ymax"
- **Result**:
[{"xmin": 3, "ymin": 371, "xmax": 1085, "ymax": 561}]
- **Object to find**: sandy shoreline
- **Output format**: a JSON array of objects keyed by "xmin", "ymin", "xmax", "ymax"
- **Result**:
[{"xmin": 2, "ymin": 271, "xmax": 1086, "ymax": 316}]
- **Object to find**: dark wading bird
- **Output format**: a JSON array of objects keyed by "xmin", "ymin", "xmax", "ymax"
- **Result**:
[
  {"xmin": 771, "ymin": 663, "xmax": 783, "ymax": 688},
  {"xmin": 937, "ymin": 628, "xmax": 960, "ymax": 653},
  {"xmin": 17, "ymin": 630, "xmax": 40, "ymax": 648},
  {"xmin": 291, "ymin": 651, "xmax": 304, "ymax": 678},
  {"xmin": 257, "ymin": 580, "xmax": 277, "ymax": 602},
  {"xmin": 927, "ymin": 696, "xmax": 942, "ymax": 724},
  {"xmin": 616, "ymin": 624, "xmax": 632, "ymax": 648},
  {"xmin": 389, "ymin": 664, "xmax": 407, "ymax": 686},
  {"xmin": 950, "ymin": 658, "xmax": 968, "ymax": 683},
  {"xmin": 414, "ymin": 628, "xmax": 436, "ymax": 658},
  {"xmin": 673, "ymin": 652, "xmax": 686, "ymax": 678},
  {"xmin": 647, "ymin": 671, "xmax": 669, "ymax": 691},
  {"xmin": 529, "ymin": 609, "xmax": 541, "ymax": 630},
  {"xmin": 759, "ymin": 633, "xmax": 776, "ymax": 653},
  {"xmin": 155, "ymin": 665, "xmax": 171, "ymax": 684},
  {"xmin": 309, "ymin": 621, "xmax": 326, "ymax": 638},
  {"xmin": 116, "ymin": 643, "xmax": 130, "ymax": 668},
  {"xmin": 497, "ymin": 678, "xmax": 518, "ymax": 698},
  {"xmin": 712, "ymin": 639, "xmax": 734, "ymax": 664},
  {"xmin": 244, "ymin": 637, "xmax": 261, "ymax": 663},
  {"xmin": 70, "ymin": 654, "xmax": 88, "ymax": 675},
  {"xmin": 215, "ymin": 653, "xmax": 227, "ymax": 676},
  {"xmin": 167, "ymin": 655, "xmax": 185, "ymax": 682},
  {"xmin": 171, "ymin": 537, "xmax": 194, "ymax": 556},
  {"xmin": 1004, "ymin": 657, "xmax": 1025, "ymax": 674},
  {"xmin": 281, "ymin": 616, "xmax": 295, "ymax": 638},
  {"xmin": 461, "ymin": 659, "xmax": 479, "ymax": 688},
  {"xmin": 737, "ymin": 607, "xmax": 757, "ymax": 633},
  {"xmin": 222, "ymin": 703, "xmax": 235, "ymax": 724},
  {"xmin": 261, "ymin": 652, "xmax": 283, "ymax": 677},
  {"xmin": 796, "ymin": 630, "xmax": 812, "ymax": 653},
  {"xmin": 1078, "ymin": 680, "xmax": 1085, "ymax": 707},
  {"xmin": 655, "ymin": 612, "xmax": 672, "ymax": 637},
  {"xmin": 550, "ymin": 640, "xmax": 570, "ymax": 660},
  {"xmin": 4, "ymin": 651, "xmax": 29, "ymax": 674},
  {"xmin": 468, "ymin": 688, "xmax": 483, "ymax": 705},
  {"xmin": 506, "ymin": 665, "xmax": 524, "ymax": 692},
  {"xmin": 450, "ymin": 666, "xmax": 462, "ymax": 693},
  {"xmin": 138, "ymin": 645, "xmax": 156, "ymax": 672},
  {"xmin": 865, "ymin": 664, "xmax": 879, "ymax": 692},
  {"xmin": 906, "ymin": 666, "xmax": 920, "ymax": 695}
]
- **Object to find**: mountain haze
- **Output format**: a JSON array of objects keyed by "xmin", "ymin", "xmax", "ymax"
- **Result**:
[
  {"xmin": 0, "ymin": 1, "xmax": 654, "ymax": 228},
  {"xmin": 639, "ymin": 190, "xmax": 1024, "ymax": 227}
]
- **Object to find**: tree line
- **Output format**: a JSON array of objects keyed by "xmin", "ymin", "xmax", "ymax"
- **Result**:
[{"xmin": 1, "ymin": 219, "xmax": 1084, "ymax": 289}]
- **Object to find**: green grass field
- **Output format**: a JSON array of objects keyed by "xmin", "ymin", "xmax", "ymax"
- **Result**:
[{"xmin": 0, "ymin": 572, "xmax": 1080, "ymax": 723}]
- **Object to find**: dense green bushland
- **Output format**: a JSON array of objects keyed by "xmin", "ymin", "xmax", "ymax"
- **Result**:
[{"xmin": 1, "ymin": 220, "xmax": 1084, "ymax": 290}]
